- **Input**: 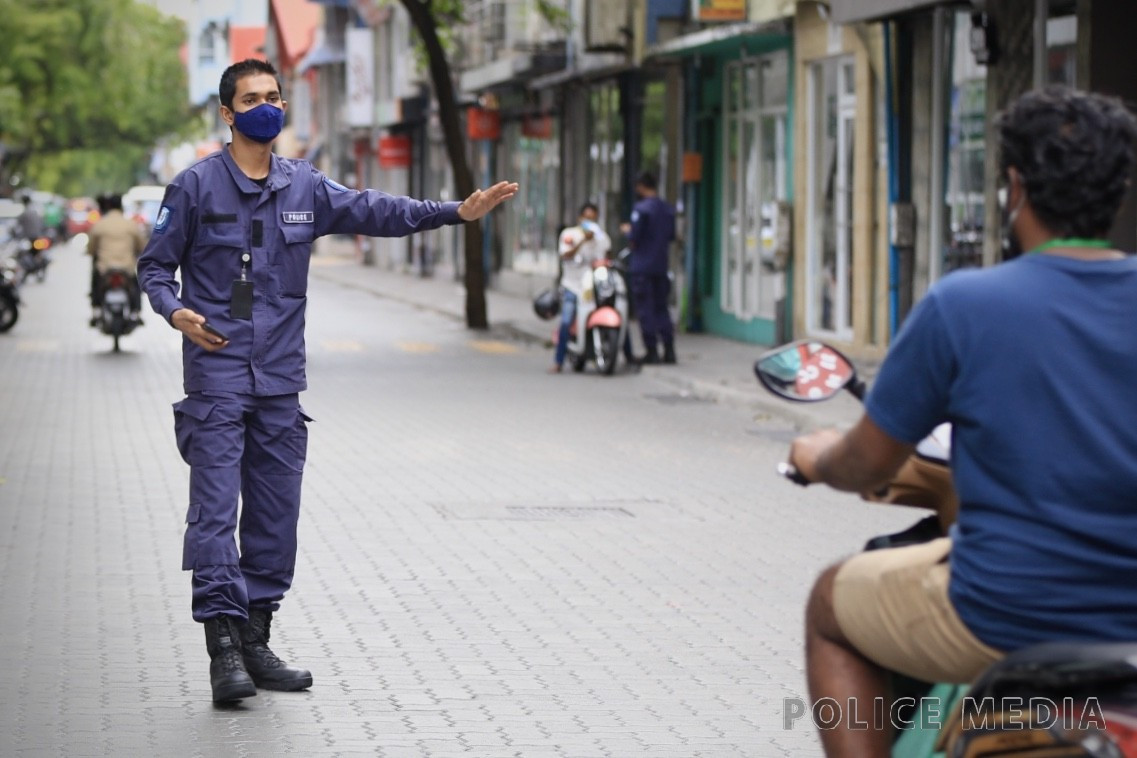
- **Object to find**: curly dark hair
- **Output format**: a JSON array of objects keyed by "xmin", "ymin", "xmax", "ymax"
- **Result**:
[
  {"xmin": 998, "ymin": 86, "xmax": 1137, "ymax": 238},
  {"xmin": 219, "ymin": 59, "xmax": 282, "ymax": 110}
]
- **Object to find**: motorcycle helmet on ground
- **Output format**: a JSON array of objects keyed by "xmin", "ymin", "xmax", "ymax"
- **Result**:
[{"xmin": 533, "ymin": 287, "xmax": 560, "ymax": 320}]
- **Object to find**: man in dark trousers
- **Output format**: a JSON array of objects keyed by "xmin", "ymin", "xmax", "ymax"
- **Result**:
[
  {"xmin": 138, "ymin": 58, "xmax": 517, "ymax": 704},
  {"xmin": 621, "ymin": 172, "xmax": 676, "ymax": 364}
]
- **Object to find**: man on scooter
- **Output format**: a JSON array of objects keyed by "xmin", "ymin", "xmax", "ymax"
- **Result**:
[
  {"xmin": 87, "ymin": 193, "xmax": 146, "ymax": 325},
  {"xmin": 15, "ymin": 194, "xmax": 44, "ymax": 244},
  {"xmin": 549, "ymin": 202, "xmax": 610, "ymax": 373},
  {"xmin": 787, "ymin": 86, "xmax": 1137, "ymax": 756}
]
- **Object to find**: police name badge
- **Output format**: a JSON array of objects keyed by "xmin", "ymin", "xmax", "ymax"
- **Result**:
[{"xmin": 282, "ymin": 211, "xmax": 314, "ymax": 224}]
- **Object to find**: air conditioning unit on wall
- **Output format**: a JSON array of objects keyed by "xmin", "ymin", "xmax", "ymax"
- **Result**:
[{"xmin": 584, "ymin": 0, "xmax": 631, "ymax": 53}]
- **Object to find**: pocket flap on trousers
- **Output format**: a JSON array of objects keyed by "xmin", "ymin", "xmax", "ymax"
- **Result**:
[{"xmin": 173, "ymin": 397, "xmax": 215, "ymax": 422}]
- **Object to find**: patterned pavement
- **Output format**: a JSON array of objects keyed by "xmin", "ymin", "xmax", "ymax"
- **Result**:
[{"xmin": 0, "ymin": 239, "xmax": 914, "ymax": 757}]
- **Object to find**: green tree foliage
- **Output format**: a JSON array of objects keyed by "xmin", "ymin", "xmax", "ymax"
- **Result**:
[
  {"xmin": 0, "ymin": 0, "xmax": 194, "ymax": 196},
  {"xmin": 25, "ymin": 146, "xmax": 161, "ymax": 200}
]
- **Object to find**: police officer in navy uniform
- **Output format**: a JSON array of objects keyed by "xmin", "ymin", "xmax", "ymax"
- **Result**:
[
  {"xmin": 620, "ymin": 172, "xmax": 677, "ymax": 364},
  {"xmin": 138, "ymin": 59, "xmax": 518, "ymax": 704}
]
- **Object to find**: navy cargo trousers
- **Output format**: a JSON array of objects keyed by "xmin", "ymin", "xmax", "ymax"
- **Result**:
[{"xmin": 173, "ymin": 391, "xmax": 311, "ymax": 621}]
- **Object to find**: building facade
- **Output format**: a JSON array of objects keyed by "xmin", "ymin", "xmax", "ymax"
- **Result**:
[
  {"xmin": 153, "ymin": 0, "xmax": 1137, "ymax": 356},
  {"xmin": 647, "ymin": 1, "xmax": 795, "ymax": 345},
  {"xmin": 815, "ymin": 0, "xmax": 1137, "ymax": 358}
]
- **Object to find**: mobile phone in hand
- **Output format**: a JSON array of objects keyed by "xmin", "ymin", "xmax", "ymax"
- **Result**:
[{"xmin": 201, "ymin": 322, "xmax": 230, "ymax": 342}]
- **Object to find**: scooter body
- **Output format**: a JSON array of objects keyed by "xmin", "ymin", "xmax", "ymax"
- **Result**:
[
  {"xmin": 15, "ymin": 236, "xmax": 52, "ymax": 283},
  {"xmin": 95, "ymin": 268, "xmax": 139, "ymax": 352},
  {"xmin": 754, "ymin": 339, "xmax": 1137, "ymax": 757},
  {"xmin": 562, "ymin": 260, "xmax": 629, "ymax": 376}
]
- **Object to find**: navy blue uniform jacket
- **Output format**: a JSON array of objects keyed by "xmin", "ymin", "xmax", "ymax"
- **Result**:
[
  {"xmin": 626, "ymin": 196, "xmax": 676, "ymax": 277},
  {"xmin": 138, "ymin": 147, "xmax": 463, "ymax": 396}
]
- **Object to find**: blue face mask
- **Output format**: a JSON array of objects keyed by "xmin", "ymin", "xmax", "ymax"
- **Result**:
[{"xmin": 232, "ymin": 103, "xmax": 284, "ymax": 143}]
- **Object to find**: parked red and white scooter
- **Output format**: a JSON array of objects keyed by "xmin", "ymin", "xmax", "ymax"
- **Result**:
[{"xmin": 557, "ymin": 252, "xmax": 630, "ymax": 376}]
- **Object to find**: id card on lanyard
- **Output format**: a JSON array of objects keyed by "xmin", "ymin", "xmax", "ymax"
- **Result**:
[{"xmin": 232, "ymin": 252, "xmax": 253, "ymax": 319}]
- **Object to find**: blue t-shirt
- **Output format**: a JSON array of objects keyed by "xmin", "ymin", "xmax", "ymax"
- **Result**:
[{"xmin": 865, "ymin": 253, "xmax": 1137, "ymax": 652}]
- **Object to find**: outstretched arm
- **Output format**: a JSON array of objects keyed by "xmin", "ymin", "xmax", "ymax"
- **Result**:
[{"xmin": 316, "ymin": 170, "xmax": 518, "ymax": 238}]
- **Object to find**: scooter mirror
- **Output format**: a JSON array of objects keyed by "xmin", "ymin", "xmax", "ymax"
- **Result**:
[{"xmin": 754, "ymin": 340, "xmax": 860, "ymax": 402}]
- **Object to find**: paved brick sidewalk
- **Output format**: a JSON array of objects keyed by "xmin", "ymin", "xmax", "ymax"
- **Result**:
[{"xmin": 0, "ymin": 242, "xmax": 915, "ymax": 757}]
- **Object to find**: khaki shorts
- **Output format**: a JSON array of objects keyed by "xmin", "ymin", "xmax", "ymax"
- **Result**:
[{"xmin": 832, "ymin": 537, "xmax": 1003, "ymax": 684}]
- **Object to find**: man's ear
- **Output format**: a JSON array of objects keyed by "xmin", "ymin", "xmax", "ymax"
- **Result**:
[
  {"xmin": 1006, "ymin": 167, "xmax": 1024, "ymax": 208},
  {"xmin": 219, "ymin": 105, "xmax": 234, "ymax": 128},
  {"xmin": 281, "ymin": 99, "xmax": 288, "ymax": 114}
]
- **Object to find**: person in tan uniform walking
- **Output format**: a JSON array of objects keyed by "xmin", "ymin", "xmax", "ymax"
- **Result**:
[{"xmin": 87, "ymin": 194, "xmax": 146, "ymax": 324}]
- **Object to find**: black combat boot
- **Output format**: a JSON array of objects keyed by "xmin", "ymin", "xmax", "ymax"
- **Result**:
[
  {"xmin": 204, "ymin": 615, "xmax": 257, "ymax": 702},
  {"xmin": 642, "ymin": 344, "xmax": 661, "ymax": 365},
  {"xmin": 239, "ymin": 609, "xmax": 313, "ymax": 691},
  {"xmin": 662, "ymin": 340, "xmax": 676, "ymax": 365}
]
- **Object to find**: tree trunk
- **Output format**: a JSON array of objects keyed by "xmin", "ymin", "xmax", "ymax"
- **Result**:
[{"xmin": 399, "ymin": 0, "xmax": 488, "ymax": 329}]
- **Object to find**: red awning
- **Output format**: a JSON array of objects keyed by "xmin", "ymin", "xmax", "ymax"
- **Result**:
[
  {"xmin": 270, "ymin": 0, "xmax": 321, "ymax": 70},
  {"xmin": 230, "ymin": 26, "xmax": 266, "ymax": 63}
]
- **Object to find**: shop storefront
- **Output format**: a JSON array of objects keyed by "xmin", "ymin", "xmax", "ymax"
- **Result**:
[
  {"xmin": 651, "ymin": 24, "xmax": 793, "ymax": 345},
  {"xmin": 495, "ymin": 113, "xmax": 562, "ymax": 278},
  {"xmin": 793, "ymin": 4, "xmax": 889, "ymax": 352}
]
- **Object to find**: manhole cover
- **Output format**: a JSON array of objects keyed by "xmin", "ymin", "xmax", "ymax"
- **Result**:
[
  {"xmin": 432, "ymin": 499, "xmax": 670, "ymax": 521},
  {"xmin": 643, "ymin": 392, "xmax": 714, "ymax": 406},
  {"xmin": 504, "ymin": 506, "xmax": 633, "ymax": 520}
]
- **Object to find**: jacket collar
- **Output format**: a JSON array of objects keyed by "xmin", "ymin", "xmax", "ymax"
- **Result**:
[{"xmin": 221, "ymin": 145, "xmax": 292, "ymax": 194}]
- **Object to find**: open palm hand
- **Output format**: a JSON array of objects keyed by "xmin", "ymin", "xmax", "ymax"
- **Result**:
[{"xmin": 457, "ymin": 181, "xmax": 520, "ymax": 221}]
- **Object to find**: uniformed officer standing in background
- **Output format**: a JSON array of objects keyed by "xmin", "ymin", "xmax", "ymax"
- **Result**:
[
  {"xmin": 620, "ymin": 172, "xmax": 677, "ymax": 365},
  {"xmin": 137, "ymin": 59, "xmax": 518, "ymax": 704}
]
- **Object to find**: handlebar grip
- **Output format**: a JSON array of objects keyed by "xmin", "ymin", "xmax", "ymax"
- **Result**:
[{"xmin": 776, "ymin": 461, "xmax": 811, "ymax": 486}]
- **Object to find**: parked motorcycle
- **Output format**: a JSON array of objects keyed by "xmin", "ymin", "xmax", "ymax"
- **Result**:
[
  {"xmin": 558, "ymin": 255, "xmax": 630, "ymax": 376},
  {"xmin": 93, "ymin": 268, "xmax": 141, "ymax": 352},
  {"xmin": 0, "ymin": 256, "xmax": 20, "ymax": 333},
  {"xmin": 754, "ymin": 339, "xmax": 1137, "ymax": 757}
]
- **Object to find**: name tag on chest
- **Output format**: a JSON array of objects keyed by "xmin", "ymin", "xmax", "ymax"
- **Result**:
[{"xmin": 282, "ymin": 211, "xmax": 314, "ymax": 224}]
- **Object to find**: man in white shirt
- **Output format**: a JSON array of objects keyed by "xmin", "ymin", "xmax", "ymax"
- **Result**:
[{"xmin": 549, "ymin": 202, "xmax": 610, "ymax": 373}]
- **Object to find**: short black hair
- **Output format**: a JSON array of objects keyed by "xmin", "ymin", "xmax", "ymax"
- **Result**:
[
  {"xmin": 998, "ymin": 86, "xmax": 1137, "ymax": 238},
  {"xmin": 635, "ymin": 171, "xmax": 658, "ymax": 191},
  {"xmin": 219, "ymin": 59, "xmax": 282, "ymax": 110},
  {"xmin": 579, "ymin": 202, "xmax": 599, "ymax": 217},
  {"xmin": 103, "ymin": 194, "xmax": 123, "ymax": 212}
]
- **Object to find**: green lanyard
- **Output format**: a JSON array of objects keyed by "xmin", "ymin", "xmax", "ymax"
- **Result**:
[{"xmin": 1033, "ymin": 238, "xmax": 1112, "ymax": 252}]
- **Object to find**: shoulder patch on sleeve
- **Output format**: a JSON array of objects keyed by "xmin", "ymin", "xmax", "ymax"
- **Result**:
[
  {"xmin": 153, "ymin": 205, "xmax": 173, "ymax": 233},
  {"xmin": 323, "ymin": 177, "xmax": 349, "ymax": 193}
]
